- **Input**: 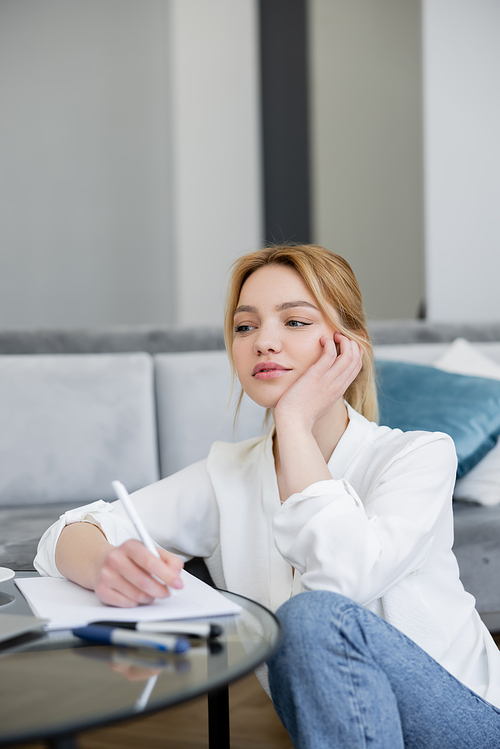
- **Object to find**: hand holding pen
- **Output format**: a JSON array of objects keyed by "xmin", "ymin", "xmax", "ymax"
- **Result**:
[
  {"xmin": 112, "ymin": 481, "xmax": 183, "ymax": 599},
  {"xmin": 88, "ymin": 482, "xmax": 184, "ymax": 608}
]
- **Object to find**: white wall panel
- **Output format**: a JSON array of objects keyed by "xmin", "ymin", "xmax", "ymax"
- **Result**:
[
  {"xmin": 423, "ymin": 0, "xmax": 500, "ymax": 321},
  {"xmin": 169, "ymin": 0, "xmax": 262, "ymax": 326},
  {"xmin": 0, "ymin": 0, "xmax": 262, "ymax": 328}
]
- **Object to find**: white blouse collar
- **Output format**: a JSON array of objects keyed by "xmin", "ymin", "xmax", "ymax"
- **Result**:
[
  {"xmin": 260, "ymin": 404, "xmax": 371, "ymax": 485},
  {"xmin": 326, "ymin": 404, "xmax": 372, "ymax": 479}
]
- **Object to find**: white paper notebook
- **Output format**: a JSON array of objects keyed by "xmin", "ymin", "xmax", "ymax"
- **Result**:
[{"xmin": 16, "ymin": 570, "xmax": 241, "ymax": 630}]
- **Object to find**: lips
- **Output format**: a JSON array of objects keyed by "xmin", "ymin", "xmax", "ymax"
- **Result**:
[{"xmin": 252, "ymin": 361, "xmax": 291, "ymax": 378}]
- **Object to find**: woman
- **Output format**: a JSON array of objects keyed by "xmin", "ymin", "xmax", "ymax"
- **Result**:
[{"xmin": 35, "ymin": 244, "xmax": 500, "ymax": 748}]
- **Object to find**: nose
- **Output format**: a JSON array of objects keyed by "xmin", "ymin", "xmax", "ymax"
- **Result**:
[{"xmin": 254, "ymin": 324, "xmax": 282, "ymax": 355}]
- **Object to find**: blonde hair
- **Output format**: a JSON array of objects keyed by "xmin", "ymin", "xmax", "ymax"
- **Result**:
[{"xmin": 224, "ymin": 244, "xmax": 378, "ymax": 423}]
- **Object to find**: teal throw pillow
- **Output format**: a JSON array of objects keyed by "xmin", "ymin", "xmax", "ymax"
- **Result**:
[{"xmin": 375, "ymin": 360, "xmax": 500, "ymax": 478}]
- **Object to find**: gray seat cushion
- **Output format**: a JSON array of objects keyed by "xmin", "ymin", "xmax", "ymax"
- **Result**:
[
  {"xmin": 0, "ymin": 353, "xmax": 159, "ymax": 506},
  {"xmin": 0, "ymin": 502, "xmax": 215, "ymax": 583},
  {"xmin": 0, "ymin": 502, "xmax": 86, "ymax": 570},
  {"xmin": 453, "ymin": 501, "xmax": 500, "ymax": 614},
  {"xmin": 3, "ymin": 497, "xmax": 498, "ymax": 609}
]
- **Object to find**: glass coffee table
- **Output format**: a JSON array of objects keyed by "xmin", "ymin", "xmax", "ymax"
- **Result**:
[{"xmin": 0, "ymin": 573, "xmax": 281, "ymax": 749}]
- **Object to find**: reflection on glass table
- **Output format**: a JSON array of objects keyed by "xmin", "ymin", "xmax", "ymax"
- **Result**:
[{"xmin": 0, "ymin": 573, "xmax": 281, "ymax": 749}]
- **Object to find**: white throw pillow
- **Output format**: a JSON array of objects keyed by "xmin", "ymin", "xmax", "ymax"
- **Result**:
[{"xmin": 434, "ymin": 338, "xmax": 500, "ymax": 506}]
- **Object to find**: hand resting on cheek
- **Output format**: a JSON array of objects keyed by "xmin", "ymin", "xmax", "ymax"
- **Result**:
[{"xmin": 274, "ymin": 332, "xmax": 363, "ymax": 432}]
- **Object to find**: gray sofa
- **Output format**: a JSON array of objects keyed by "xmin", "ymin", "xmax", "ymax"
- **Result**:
[{"xmin": 1, "ymin": 321, "xmax": 500, "ymax": 631}]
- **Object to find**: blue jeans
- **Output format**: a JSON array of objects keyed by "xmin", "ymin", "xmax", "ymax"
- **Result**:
[{"xmin": 267, "ymin": 591, "xmax": 500, "ymax": 748}]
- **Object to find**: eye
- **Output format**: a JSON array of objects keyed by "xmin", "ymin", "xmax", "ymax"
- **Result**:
[
  {"xmin": 234, "ymin": 324, "xmax": 256, "ymax": 334},
  {"xmin": 286, "ymin": 320, "xmax": 312, "ymax": 328}
]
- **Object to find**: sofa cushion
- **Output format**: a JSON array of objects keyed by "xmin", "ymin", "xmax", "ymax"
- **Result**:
[
  {"xmin": 375, "ymin": 360, "xmax": 500, "ymax": 478},
  {"xmin": 373, "ymin": 341, "xmax": 500, "ymax": 366},
  {"xmin": 154, "ymin": 351, "xmax": 266, "ymax": 477},
  {"xmin": 0, "ymin": 502, "xmax": 85, "ymax": 570},
  {"xmin": 369, "ymin": 320, "xmax": 500, "ymax": 346},
  {"xmin": 0, "ymin": 503, "xmax": 215, "ymax": 578},
  {"xmin": 0, "ymin": 325, "xmax": 224, "ymax": 355},
  {"xmin": 0, "ymin": 353, "xmax": 159, "ymax": 506},
  {"xmin": 434, "ymin": 340, "xmax": 500, "ymax": 506},
  {"xmin": 453, "ymin": 501, "xmax": 500, "ymax": 614},
  {"xmin": 373, "ymin": 343, "xmax": 449, "ymax": 365},
  {"xmin": 374, "ymin": 340, "xmax": 500, "ymax": 504}
]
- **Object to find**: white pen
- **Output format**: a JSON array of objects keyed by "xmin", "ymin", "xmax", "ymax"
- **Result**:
[
  {"xmin": 111, "ymin": 480, "xmax": 178, "ymax": 596},
  {"xmin": 93, "ymin": 619, "xmax": 223, "ymax": 639}
]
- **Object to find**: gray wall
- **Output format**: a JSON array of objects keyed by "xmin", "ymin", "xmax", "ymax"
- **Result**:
[
  {"xmin": 0, "ymin": 0, "xmax": 262, "ymax": 328},
  {"xmin": 4, "ymin": 1, "xmax": 494, "ymax": 327},
  {"xmin": 0, "ymin": 0, "xmax": 175, "ymax": 326},
  {"xmin": 309, "ymin": 0, "xmax": 424, "ymax": 320}
]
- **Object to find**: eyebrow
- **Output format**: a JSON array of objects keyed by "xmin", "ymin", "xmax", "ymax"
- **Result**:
[
  {"xmin": 234, "ymin": 300, "xmax": 319, "ymax": 316},
  {"xmin": 277, "ymin": 301, "xmax": 319, "ymax": 312}
]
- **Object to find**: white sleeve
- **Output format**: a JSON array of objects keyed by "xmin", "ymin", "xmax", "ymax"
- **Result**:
[
  {"xmin": 34, "ymin": 459, "xmax": 219, "ymax": 578},
  {"xmin": 272, "ymin": 433, "xmax": 457, "ymax": 605}
]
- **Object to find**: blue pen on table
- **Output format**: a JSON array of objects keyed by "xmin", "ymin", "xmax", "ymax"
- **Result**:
[
  {"xmin": 73, "ymin": 624, "xmax": 190, "ymax": 653},
  {"xmin": 111, "ymin": 480, "xmax": 178, "ymax": 596}
]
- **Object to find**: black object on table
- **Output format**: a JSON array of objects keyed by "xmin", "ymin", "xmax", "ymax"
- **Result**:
[{"xmin": 0, "ymin": 572, "xmax": 281, "ymax": 749}]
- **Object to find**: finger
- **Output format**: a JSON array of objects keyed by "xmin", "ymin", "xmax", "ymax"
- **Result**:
[
  {"xmin": 95, "ymin": 541, "xmax": 185, "ymax": 606},
  {"xmin": 95, "ymin": 574, "xmax": 154, "ymax": 607},
  {"xmin": 308, "ymin": 335, "xmax": 354, "ymax": 383},
  {"xmin": 96, "ymin": 587, "xmax": 152, "ymax": 608},
  {"xmin": 109, "ymin": 664, "xmax": 163, "ymax": 681},
  {"xmin": 99, "ymin": 543, "xmax": 170, "ymax": 602},
  {"xmin": 100, "ymin": 555, "xmax": 162, "ymax": 604},
  {"xmin": 334, "ymin": 333, "xmax": 358, "ymax": 355},
  {"xmin": 114, "ymin": 559, "xmax": 171, "ymax": 602},
  {"xmin": 122, "ymin": 540, "xmax": 184, "ymax": 591},
  {"xmin": 334, "ymin": 347, "xmax": 363, "ymax": 392},
  {"xmin": 343, "ymin": 338, "xmax": 363, "ymax": 375},
  {"xmin": 320, "ymin": 337, "xmax": 362, "ymax": 393},
  {"xmin": 157, "ymin": 549, "xmax": 184, "ymax": 590},
  {"xmin": 158, "ymin": 547, "xmax": 184, "ymax": 574},
  {"xmin": 335, "ymin": 339, "xmax": 362, "ymax": 378},
  {"xmin": 311, "ymin": 336, "xmax": 338, "ymax": 374},
  {"xmin": 334, "ymin": 335, "xmax": 362, "ymax": 371}
]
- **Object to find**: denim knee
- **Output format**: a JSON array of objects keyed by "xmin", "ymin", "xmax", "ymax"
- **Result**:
[
  {"xmin": 275, "ymin": 590, "xmax": 356, "ymax": 634},
  {"xmin": 268, "ymin": 591, "xmax": 367, "ymax": 720},
  {"xmin": 269, "ymin": 590, "xmax": 356, "ymax": 670}
]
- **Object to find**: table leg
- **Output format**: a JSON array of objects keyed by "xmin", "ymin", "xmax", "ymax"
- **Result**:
[{"xmin": 208, "ymin": 685, "xmax": 230, "ymax": 749}]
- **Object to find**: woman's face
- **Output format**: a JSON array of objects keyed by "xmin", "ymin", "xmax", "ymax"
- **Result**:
[{"xmin": 232, "ymin": 264, "xmax": 338, "ymax": 409}]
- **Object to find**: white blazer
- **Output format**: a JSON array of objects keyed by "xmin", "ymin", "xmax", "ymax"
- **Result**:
[{"xmin": 35, "ymin": 405, "xmax": 500, "ymax": 707}]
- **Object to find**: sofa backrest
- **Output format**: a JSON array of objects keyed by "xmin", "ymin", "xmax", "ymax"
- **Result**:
[
  {"xmin": 369, "ymin": 321, "xmax": 500, "ymax": 345},
  {"xmin": 0, "ymin": 325, "xmax": 224, "ymax": 355},
  {"xmin": 154, "ymin": 337, "xmax": 500, "ymax": 477},
  {"xmin": 373, "ymin": 341, "xmax": 500, "ymax": 365},
  {"xmin": 4, "ymin": 324, "xmax": 500, "ymax": 507},
  {"xmin": 0, "ymin": 353, "xmax": 159, "ymax": 506},
  {"xmin": 3, "ymin": 321, "xmax": 500, "ymax": 356},
  {"xmin": 154, "ymin": 351, "xmax": 266, "ymax": 477}
]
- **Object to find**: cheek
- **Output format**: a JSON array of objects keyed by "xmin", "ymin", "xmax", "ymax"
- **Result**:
[
  {"xmin": 232, "ymin": 343, "xmax": 247, "ymax": 381},
  {"xmin": 295, "ymin": 335, "xmax": 324, "ymax": 365}
]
